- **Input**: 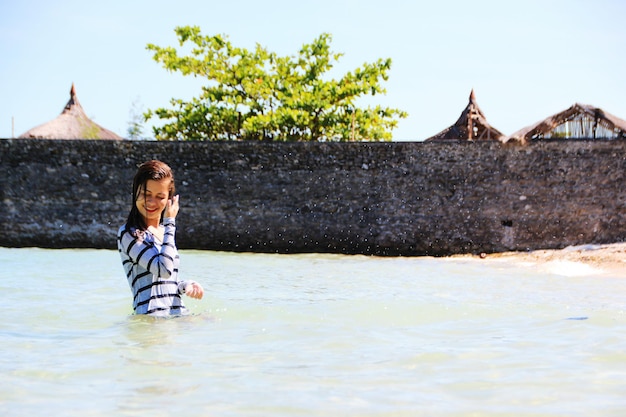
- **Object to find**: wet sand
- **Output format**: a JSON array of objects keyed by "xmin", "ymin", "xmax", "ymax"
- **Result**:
[{"xmin": 463, "ymin": 242, "xmax": 626, "ymax": 277}]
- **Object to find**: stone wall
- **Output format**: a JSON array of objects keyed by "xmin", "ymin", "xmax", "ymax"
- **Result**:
[{"xmin": 1, "ymin": 138, "xmax": 625, "ymax": 256}]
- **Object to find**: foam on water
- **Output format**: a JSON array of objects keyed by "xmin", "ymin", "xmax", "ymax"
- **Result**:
[{"xmin": 542, "ymin": 260, "xmax": 604, "ymax": 276}]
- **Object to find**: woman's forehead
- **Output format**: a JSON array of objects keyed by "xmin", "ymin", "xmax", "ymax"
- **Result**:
[{"xmin": 142, "ymin": 179, "xmax": 171, "ymax": 194}]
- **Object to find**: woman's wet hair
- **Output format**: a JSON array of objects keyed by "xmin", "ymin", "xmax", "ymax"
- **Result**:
[{"xmin": 125, "ymin": 160, "xmax": 175, "ymax": 230}]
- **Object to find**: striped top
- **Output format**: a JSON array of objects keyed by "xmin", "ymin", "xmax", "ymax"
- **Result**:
[{"xmin": 117, "ymin": 218, "xmax": 188, "ymax": 316}]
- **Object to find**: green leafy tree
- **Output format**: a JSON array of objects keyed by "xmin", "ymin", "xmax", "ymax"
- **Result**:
[{"xmin": 145, "ymin": 26, "xmax": 407, "ymax": 141}]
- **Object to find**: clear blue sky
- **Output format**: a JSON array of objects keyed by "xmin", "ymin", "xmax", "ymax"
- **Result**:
[{"xmin": 2, "ymin": 0, "xmax": 625, "ymax": 141}]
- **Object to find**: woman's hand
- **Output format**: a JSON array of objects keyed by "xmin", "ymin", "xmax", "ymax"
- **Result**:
[
  {"xmin": 185, "ymin": 281, "xmax": 204, "ymax": 299},
  {"xmin": 164, "ymin": 194, "xmax": 179, "ymax": 219}
]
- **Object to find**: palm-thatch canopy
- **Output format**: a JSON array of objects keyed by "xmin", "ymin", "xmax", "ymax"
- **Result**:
[
  {"xmin": 424, "ymin": 89, "xmax": 505, "ymax": 142},
  {"xmin": 18, "ymin": 84, "xmax": 122, "ymax": 140},
  {"xmin": 508, "ymin": 103, "xmax": 626, "ymax": 144}
]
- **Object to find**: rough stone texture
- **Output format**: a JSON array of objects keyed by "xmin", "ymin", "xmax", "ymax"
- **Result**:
[{"xmin": 1, "ymin": 138, "xmax": 625, "ymax": 256}]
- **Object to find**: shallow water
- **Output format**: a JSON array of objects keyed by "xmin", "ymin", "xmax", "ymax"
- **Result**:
[{"xmin": 1, "ymin": 247, "xmax": 626, "ymax": 416}]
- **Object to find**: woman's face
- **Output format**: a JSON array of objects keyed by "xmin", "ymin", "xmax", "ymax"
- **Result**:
[{"xmin": 136, "ymin": 179, "xmax": 171, "ymax": 227}]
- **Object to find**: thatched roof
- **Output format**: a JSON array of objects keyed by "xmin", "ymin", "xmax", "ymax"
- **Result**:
[
  {"xmin": 425, "ymin": 89, "xmax": 505, "ymax": 142},
  {"xmin": 18, "ymin": 84, "xmax": 122, "ymax": 140},
  {"xmin": 508, "ymin": 103, "xmax": 626, "ymax": 144}
]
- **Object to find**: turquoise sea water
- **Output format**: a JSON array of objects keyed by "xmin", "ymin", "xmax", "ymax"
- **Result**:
[{"xmin": 1, "ymin": 247, "xmax": 626, "ymax": 416}]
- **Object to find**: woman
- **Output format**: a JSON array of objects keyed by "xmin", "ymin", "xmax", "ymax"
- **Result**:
[{"xmin": 117, "ymin": 160, "xmax": 203, "ymax": 316}]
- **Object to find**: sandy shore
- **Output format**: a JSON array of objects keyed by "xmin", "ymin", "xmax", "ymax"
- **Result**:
[{"xmin": 460, "ymin": 242, "xmax": 626, "ymax": 277}]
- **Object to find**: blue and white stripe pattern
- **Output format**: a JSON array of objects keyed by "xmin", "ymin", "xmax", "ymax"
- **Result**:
[{"xmin": 117, "ymin": 218, "xmax": 188, "ymax": 316}]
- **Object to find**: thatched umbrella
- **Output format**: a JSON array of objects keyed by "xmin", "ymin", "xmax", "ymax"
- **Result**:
[
  {"xmin": 18, "ymin": 84, "xmax": 122, "ymax": 140},
  {"xmin": 425, "ymin": 89, "xmax": 505, "ymax": 142},
  {"xmin": 507, "ymin": 103, "xmax": 626, "ymax": 144}
]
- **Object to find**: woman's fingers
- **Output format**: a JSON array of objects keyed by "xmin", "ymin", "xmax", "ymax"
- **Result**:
[{"xmin": 165, "ymin": 195, "xmax": 180, "ymax": 218}]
